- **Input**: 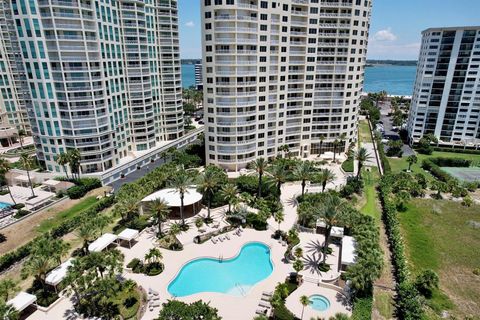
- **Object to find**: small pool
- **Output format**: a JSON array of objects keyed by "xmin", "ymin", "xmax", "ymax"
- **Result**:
[
  {"xmin": 168, "ymin": 242, "xmax": 273, "ymax": 297},
  {"xmin": 309, "ymin": 294, "xmax": 330, "ymax": 311},
  {"xmin": 0, "ymin": 202, "xmax": 12, "ymax": 209}
]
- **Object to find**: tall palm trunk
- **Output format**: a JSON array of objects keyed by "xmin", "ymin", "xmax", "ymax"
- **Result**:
[
  {"xmin": 301, "ymin": 179, "xmax": 306, "ymax": 197},
  {"xmin": 25, "ymin": 168, "xmax": 35, "ymax": 197},
  {"xmin": 357, "ymin": 162, "xmax": 363, "ymax": 178},
  {"xmin": 180, "ymin": 193, "xmax": 185, "ymax": 225},
  {"xmin": 277, "ymin": 182, "xmax": 282, "ymax": 198},
  {"xmin": 323, "ymin": 226, "xmax": 331, "ymax": 264},
  {"xmin": 207, "ymin": 194, "xmax": 211, "ymax": 219},
  {"xmin": 62, "ymin": 165, "xmax": 69, "ymax": 180},
  {"xmin": 322, "ymin": 182, "xmax": 326, "ymax": 193},
  {"xmin": 6, "ymin": 184, "xmax": 16, "ymax": 205},
  {"xmin": 258, "ymin": 172, "xmax": 263, "ymax": 198}
]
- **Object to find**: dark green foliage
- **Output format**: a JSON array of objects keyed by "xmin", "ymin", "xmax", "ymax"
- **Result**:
[
  {"xmin": 66, "ymin": 178, "xmax": 102, "ymax": 199},
  {"xmin": 414, "ymin": 270, "xmax": 439, "ymax": 298},
  {"xmin": 386, "ymin": 140, "xmax": 404, "ymax": 157},
  {"xmin": 246, "ymin": 213, "xmax": 268, "ymax": 231},
  {"xmin": 0, "ymin": 233, "xmax": 5, "ymax": 243},
  {"xmin": 351, "ymin": 295, "xmax": 373, "ymax": 320},
  {"xmin": 375, "ymin": 137, "xmax": 391, "ymax": 173},
  {"xmin": 157, "ymin": 300, "xmax": 221, "ymax": 320},
  {"xmin": 12, "ymin": 203, "xmax": 25, "ymax": 210},
  {"xmin": 27, "ymin": 279, "xmax": 59, "ymax": 307},
  {"xmin": 271, "ymin": 281, "xmax": 298, "ymax": 320},
  {"xmin": 396, "ymin": 282, "xmax": 424, "ymax": 320},
  {"xmin": 421, "ymin": 158, "xmax": 462, "ymax": 184},
  {"xmin": 235, "ymin": 175, "xmax": 277, "ymax": 198},
  {"xmin": 340, "ymin": 176, "xmax": 364, "ymax": 198},
  {"xmin": 13, "ymin": 209, "xmax": 30, "ymax": 219},
  {"xmin": 432, "ymin": 147, "xmax": 480, "ymax": 155},
  {"xmin": 360, "ymin": 98, "xmax": 380, "ymax": 125}
]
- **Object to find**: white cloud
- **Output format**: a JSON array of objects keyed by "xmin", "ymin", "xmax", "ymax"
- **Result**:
[
  {"xmin": 373, "ymin": 28, "xmax": 397, "ymax": 42},
  {"xmin": 185, "ymin": 21, "xmax": 195, "ymax": 28}
]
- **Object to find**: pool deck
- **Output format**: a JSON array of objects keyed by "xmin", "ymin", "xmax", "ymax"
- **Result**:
[{"xmin": 27, "ymin": 176, "xmax": 352, "ymax": 320}]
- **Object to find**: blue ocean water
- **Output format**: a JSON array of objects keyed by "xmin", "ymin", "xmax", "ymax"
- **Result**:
[
  {"xmin": 181, "ymin": 64, "xmax": 417, "ymax": 96},
  {"xmin": 181, "ymin": 63, "xmax": 196, "ymax": 88},
  {"xmin": 167, "ymin": 242, "xmax": 273, "ymax": 297}
]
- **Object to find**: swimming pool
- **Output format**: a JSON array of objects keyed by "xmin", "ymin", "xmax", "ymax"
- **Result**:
[
  {"xmin": 309, "ymin": 294, "xmax": 330, "ymax": 311},
  {"xmin": 167, "ymin": 242, "xmax": 273, "ymax": 297},
  {"xmin": 0, "ymin": 202, "xmax": 12, "ymax": 209}
]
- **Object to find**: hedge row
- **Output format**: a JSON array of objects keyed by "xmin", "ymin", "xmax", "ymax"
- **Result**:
[
  {"xmin": 433, "ymin": 147, "xmax": 480, "ymax": 155},
  {"xmin": 0, "ymin": 196, "xmax": 115, "ymax": 273},
  {"xmin": 379, "ymin": 175, "xmax": 423, "ymax": 318},
  {"xmin": 429, "ymin": 157, "xmax": 471, "ymax": 167},
  {"xmin": 421, "ymin": 159, "xmax": 458, "ymax": 184},
  {"xmin": 66, "ymin": 178, "xmax": 102, "ymax": 199},
  {"xmin": 375, "ymin": 136, "xmax": 391, "ymax": 173}
]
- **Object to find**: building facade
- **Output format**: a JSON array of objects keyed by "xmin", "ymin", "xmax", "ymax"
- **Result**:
[
  {"xmin": 0, "ymin": 0, "xmax": 31, "ymax": 145},
  {"xmin": 201, "ymin": 0, "xmax": 372, "ymax": 171},
  {"xmin": 9, "ymin": 0, "xmax": 183, "ymax": 173},
  {"xmin": 194, "ymin": 62, "xmax": 203, "ymax": 90},
  {"xmin": 407, "ymin": 27, "xmax": 480, "ymax": 146}
]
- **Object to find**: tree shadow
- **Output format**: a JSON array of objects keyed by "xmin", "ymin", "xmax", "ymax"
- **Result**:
[
  {"xmin": 304, "ymin": 239, "xmax": 326, "ymax": 254},
  {"xmin": 302, "ymin": 253, "xmax": 322, "ymax": 277}
]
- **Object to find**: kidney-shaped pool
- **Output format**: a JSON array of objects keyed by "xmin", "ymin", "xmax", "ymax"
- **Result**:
[{"xmin": 167, "ymin": 242, "xmax": 273, "ymax": 297}]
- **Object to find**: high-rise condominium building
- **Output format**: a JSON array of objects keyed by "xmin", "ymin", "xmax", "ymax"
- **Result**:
[
  {"xmin": 201, "ymin": 0, "xmax": 372, "ymax": 171},
  {"xmin": 9, "ymin": 0, "xmax": 183, "ymax": 173},
  {"xmin": 407, "ymin": 27, "xmax": 480, "ymax": 145},
  {"xmin": 195, "ymin": 62, "xmax": 203, "ymax": 90},
  {"xmin": 0, "ymin": 1, "xmax": 30, "ymax": 145}
]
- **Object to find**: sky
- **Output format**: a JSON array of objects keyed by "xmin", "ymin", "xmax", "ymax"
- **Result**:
[{"xmin": 178, "ymin": 0, "xmax": 480, "ymax": 60}]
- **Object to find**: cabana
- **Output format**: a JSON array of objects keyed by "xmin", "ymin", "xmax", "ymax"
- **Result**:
[
  {"xmin": 117, "ymin": 228, "xmax": 139, "ymax": 248},
  {"xmin": 340, "ymin": 236, "xmax": 357, "ymax": 271},
  {"xmin": 316, "ymin": 221, "xmax": 344, "ymax": 241},
  {"xmin": 139, "ymin": 187, "xmax": 203, "ymax": 219},
  {"xmin": 7, "ymin": 292, "xmax": 37, "ymax": 312},
  {"xmin": 45, "ymin": 258, "xmax": 74, "ymax": 291},
  {"xmin": 88, "ymin": 233, "xmax": 118, "ymax": 252}
]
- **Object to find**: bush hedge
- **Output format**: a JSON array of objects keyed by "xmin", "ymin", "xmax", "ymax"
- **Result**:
[
  {"xmin": 379, "ymin": 174, "xmax": 423, "ymax": 319},
  {"xmin": 432, "ymin": 147, "xmax": 480, "ymax": 155},
  {"xmin": 351, "ymin": 296, "xmax": 373, "ymax": 320},
  {"xmin": 376, "ymin": 137, "xmax": 391, "ymax": 173},
  {"xmin": 66, "ymin": 177, "xmax": 102, "ymax": 199}
]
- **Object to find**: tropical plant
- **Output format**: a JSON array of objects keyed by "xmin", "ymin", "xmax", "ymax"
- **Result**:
[
  {"xmin": 0, "ymin": 279, "xmax": 19, "ymax": 301},
  {"xmin": 273, "ymin": 210, "xmax": 285, "ymax": 231},
  {"xmin": 293, "ymin": 161, "xmax": 314, "ymax": 196},
  {"xmin": 67, "ymin": 149, "xmax": 81, "ymax": 179},
  {"xmin": 76, "ymin": 219, "xmax": 99, "ymax": 254},
  {"xmin": 407, "ymin": 154, "xmax": 417, "ymax": 171},
  {"xmin": 220, "ymin": 183, "xmax": 238, "ymax": 214},
  {"xmin": 269, "ymin": 162, "xmax": 288, "ymax": 198},
  {"xmin": 333, "ymin": 139, "xmax": 340, "ymax": 161},
  {"xmin": 278, "ymin": 144, "xmax": 290, "ymax": 159},
  {"xmin": 168, "ymin": 223, "xmax": 182, "ymax": 238},
  {"xmin": 145, "ymin": 248, "xmax": 163, "ymax": 265},
  {"xmin": 56, "ymin": 152, "xmax": 70, "ymax": 179},
  {"xmin": 316, "ymin": 194, "xmax": 347, "ymax": 263},
  {"xmin": 294, "ymin": 247, "xmax": 303, "ymax": 259},
  {"xmin": 316, "ymin": 168, "xmax": 336, "ymax": 192},
  {"xmin": 414, "ymin": 269, "xmax": 439, "ymax": 298},
  {"xmin": 149, "ymin": 199, "xmax": 170, "ymax": 237},
  {"xmin": 299, "ymin": 295, "xmax": 310, "ymax": 320},
  {"xmin": 0, "ymin": 301, "xmax": 18, "ymax": 320},
  {"xmin": 197, "ymin": 166, "xmax": 220, "ymax": 220},
  {"xmin": 156, "ymin": 300, "xmax": 221, "ymax": 320},
  {"xmin": 16, "ymin": 129, "xmax": 26, "ymax": 149},
  {"xmin": 355, "ymin": 147, "xmax": 372, "ymax": 178},
  {"xmin": 251, "ymin": 157, "xmax": 268, "ymax": 198},
  {"xmin": 0, "ymin": 157, "xmax": 16, "ymax": 205},
  {"xmin": 169, "ymin": 168, "xmax": 194, "ymax": 225},
  {"xmin": 19, "ymin": 153, "xmax": 36, "ymax": 198},
  {"xmin": 293, "ymin": 259, "xmax": 304, "ymax": 276}
]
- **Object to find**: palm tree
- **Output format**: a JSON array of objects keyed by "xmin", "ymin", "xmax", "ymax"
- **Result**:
[
  {"xmin": 299, "ymin": 295, "xmax": 310, "ymax": 320},
  {"xmin": 293, "ymin": 259, "xmax": 304, "ymax": 279},
  {"xmin": 273, "ymin": 210, "xmax": 285, "ymax": 231},
  {"xmin": 197, "ymin": 168, "xmax": 219, "ymax": 220},
  {"xmin": 251, "ymin": 158, "xmax": 268, "ymax": 198},
  {"xmin": 269, "ymin": 162, "xmax": 288, "ymax": 198},
  {"xmin": 316, "ymin": 194, "xmax": 347, "ymax": 263},
  {"xmin": 16, "ymin": 129, "xmax": 26, "ymax": 149},
  {"xmin": 22, "ymin": 254, "xmax": 54, "ymax": 289},
  {"xmin": 0, "ymin": 158, "xmax": 16, "ymax": 205},
  {"xmin": 145, "ymin": 248, "xmax": 163, "ymax": 264},
  {"xmin": 220, "ymin": 183, "xmax": 238, "ymax": 213},
  {"xmin": 67, "ymin": 149, "xmax": 81, "ymax": 179},
  {"xmin": 332, "ymin": 139, "xmax": 339, "ymax": 161},
  {"xmin": 0, "ymin": 279, "xmax": 19, "ymax": 301},
  {"xmin": 293, "ymin": 161, "xmax": 313, "ymax": 197},
  {"xmin": 76, "ymin": 219, "xmax": 99, "ymax": 254},
  {"xmin": 169, "ymin": 169, "xmax": 194, "ymax": 226},
  {"xmin": 317, "ymin": 169, "xmax": 336, "ymax": 192},
  {"xmin": 19, "ymin": 153, "xmax": 35, "ymax": 198},
  {"xmin": 355, "ymin": 147, "xmax": 372, "ymax": 178},
  {"xmin": 168, "ymin": 223, "xmax": 181, "ymax": 238},
  {"xmin": 318, "ymin": 135, "xmax": 325, "ymax": 155},
  {"xmin": 278, "ymin": 144, "xmax": 290, "ymax": 159},
  {"xmin": 149, "ymin": 199, "xmax": 170, "ymax": 236},
  {"xmin": 51, "ymin": 239, "xmax": 71, "ymax": 265},
  {"xmin": 56, "ymin": 152, "xmax": 70, "ymax": 180},
  {"xmin": 338, "ymin": 133, "xmax": 347, "ymax": 155},
  {"xmin": 407, "ymin": 154, "xmax": 417, "ymax": 171}
]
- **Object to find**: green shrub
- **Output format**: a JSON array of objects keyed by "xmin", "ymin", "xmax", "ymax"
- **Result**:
[
  {"xmin": 414, "ymin": 270, "xmax": 439, "ymax": 298},
  {"xmin": 351, "ymin": 296, "xmax": 373, "ymax": 320},
  {"xmin": 13, "ymin": 209, "xmax": 30, "ymax": 219},
  {"xmin": 127, "ymin": 258, "xmax": 142, "ymax": 272},
  {"xmin": 246, "ymin": 212, "xmax": 268, "ymax": 230},
  {"xmin": 12, "ymin": 203, "xmax": 25, "ymax": 210},
  {"xmin": 66, "ymin": 178, "xmax": 102, "ymax": 199}
]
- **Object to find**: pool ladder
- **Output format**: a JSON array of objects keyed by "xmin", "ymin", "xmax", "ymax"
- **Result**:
[
  {"xmin": 235, "ymin": 283, "xmax": 246, "ymax": 296},
  {"xmin": 218, "ymin": 254, "xmax": 223, "ymax": 262}
]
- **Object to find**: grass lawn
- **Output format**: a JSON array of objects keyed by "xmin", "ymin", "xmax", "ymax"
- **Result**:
[
  {"xmin": 111, "ymin": 287, "xmax": 143, "ymax": 319},
  {"xmin": 399, "ymin": 199, "xmax": 480, "ymax": 317},
  {"xmin": 36, "ymin": 197, "xmax": 99, "ymax": 233},
  {"xmin": 359, "ymin": 120, "xmax": 373, "ymax": 143},
  {"xmin": 388, "ymin": 150, "xmax": 480, "ymax": 182},
  {"xmin": 360, "ymin": 168, "xmax": 382, "ymax": 222},
  {"xmin": 373, "ymin": 290, "xmax": 395, "ymax": 319}
]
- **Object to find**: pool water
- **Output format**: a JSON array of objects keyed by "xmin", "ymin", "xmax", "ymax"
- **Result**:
[
  {"xmin": 0, "ymin": 202, "xmax": 12, "ymax": 209},
  {"xmin": 309, "ymin": 294, "xmax": 330, "ymax": 311},
  {"xmin": 167, "ymin": 242, "xmax": 273, "ymax": 297}
]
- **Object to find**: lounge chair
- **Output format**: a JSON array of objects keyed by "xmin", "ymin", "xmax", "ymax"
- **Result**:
[
  {"xmin": 256, "ymin": 308, "xmax": 267, "ymax": 315},
  {"xmin": 211, "ymin": 237, "xmax": 217, "ymax": 244},
  {"xmin": 262, "ymin": 291, "xmax": 273, "ymax": 297},
  {"xmin": 218, "ymin": 236, "xmax": 224, "ymax": 242},
  {"xmin": 259, "ymin": 301, "xmax": 271, "ymax": 308},
  {"xmin": 225, "ymin": 233, "xmax": 230, "ymax": 240},
  {"xmin": 261, "ymin": 295, "xmax": 271, "ymax": 302}
]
